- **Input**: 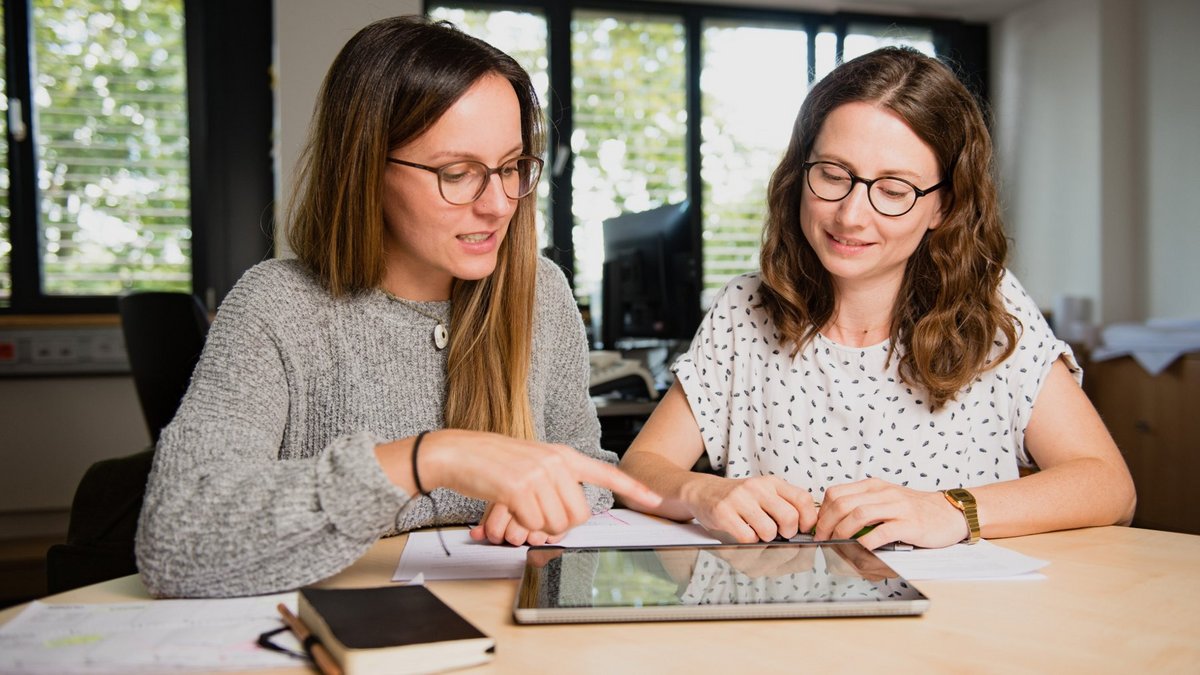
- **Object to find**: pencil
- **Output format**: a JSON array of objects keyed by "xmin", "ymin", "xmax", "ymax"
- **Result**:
[{"xmin": 276, "ymin": 602, "xmax": 343, "ymax": 675}]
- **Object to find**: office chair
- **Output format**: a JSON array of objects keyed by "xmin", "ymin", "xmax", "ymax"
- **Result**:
[
  {"xmin": 45, "ymin": 291, "xmax": 210, "ymax": 594},
  {"xmin": 44, "ymin": 448, "xmax": 156, "ymax": 594},
  {"xmin": 118, "ymin": 291, "xmax": 211, "ymax": 444}
]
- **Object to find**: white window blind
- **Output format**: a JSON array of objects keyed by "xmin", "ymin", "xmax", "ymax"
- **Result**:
[
  {"xmin": 570, "ymin": 10, "xmax": 688, "ymax": 306},
  {"xmin": 32, "ymin": 0, "xmax": 190, "ymax": 297}
]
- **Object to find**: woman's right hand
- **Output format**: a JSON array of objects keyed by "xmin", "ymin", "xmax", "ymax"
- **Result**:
[
  {"xmin": 376, "ymin": 429, "xmax": 661, "ymax": 537},
  {"xmin": 679, "ymin": 474, "xmax": 818, "ymax": 543}
]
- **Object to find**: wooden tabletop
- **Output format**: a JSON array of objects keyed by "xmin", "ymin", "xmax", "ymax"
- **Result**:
[{"xmin": 3, "ymin": 525, "xmax": 1198, "ymax": 672}]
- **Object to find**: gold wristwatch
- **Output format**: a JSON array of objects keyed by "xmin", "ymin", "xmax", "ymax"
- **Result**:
[{"xmin": 943, "ymin": 488, "xmax": 981, "ymax": 545}]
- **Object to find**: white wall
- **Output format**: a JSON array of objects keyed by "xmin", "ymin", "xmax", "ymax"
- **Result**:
[
  {"xmin": 1096, "ymin": 0, "xmax": 1142, "ymax": 326},
  {"xmin": 994, "ymin": 0, "xmax": 1199, "ymax": 322},
  {"xmin": 1145, "ymin": 0, "xmax": 1200, "ymax": 319},
  {"xmin": 0, "ymin": 376, "xmax": 149, "ymax": 537},
  {"xmin": 273, "ymin": 0, "xmax": 422, "ymax": 256},
  {"xmin": 994, "ymin": 0, "xmax": 1104, "ymax": 317}
]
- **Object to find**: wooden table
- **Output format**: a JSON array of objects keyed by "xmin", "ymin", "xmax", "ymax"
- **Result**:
[{"xmin": 3, "ymin": 526, "xmax": 1198, "ymax": 672}]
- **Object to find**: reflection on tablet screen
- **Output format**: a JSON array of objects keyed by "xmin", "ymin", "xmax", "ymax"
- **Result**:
[{"xmin": 516, "ymin": 540, "xmax": 926, "ymax": 619}]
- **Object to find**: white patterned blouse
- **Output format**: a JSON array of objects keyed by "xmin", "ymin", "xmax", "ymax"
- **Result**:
[{"xmin": 672, "ymin": 271, "xmax": 1077, "ymax": 500}]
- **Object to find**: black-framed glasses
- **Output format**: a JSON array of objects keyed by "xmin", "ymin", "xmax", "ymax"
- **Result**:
[
  {"xmin": 802, "ymin": 161, "xmax": 944, "ymax": 217},
  {"xmin": 387, "ymin": 155, "xmax": 544, "ymax": 205}
]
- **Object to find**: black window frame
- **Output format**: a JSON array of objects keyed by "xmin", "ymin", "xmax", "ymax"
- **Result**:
[
  {"xmin": 0, "ymin": 0, "xmax": 275, "ymax": 315},
  {"xmin": 424, "ymin": 0, "xmax": 989, "ymax": 291}
]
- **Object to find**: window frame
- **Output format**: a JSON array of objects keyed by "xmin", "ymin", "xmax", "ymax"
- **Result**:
[
  {"xmin": 0, "ymin": 0, "xmax": 274, "ymax": 315},
  {"xmin": 424, "ymin": 0, "xmax": 989, "ymax": 293}
]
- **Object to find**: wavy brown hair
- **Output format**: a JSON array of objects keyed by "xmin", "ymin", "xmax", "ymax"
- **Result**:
[
  {"xmin": 759, "ymin": 47, "xmax": 1017, "ymax": 410},
  {"xmin": 287, "ymin": 16, "xmax": 544, "ymax": 439}
]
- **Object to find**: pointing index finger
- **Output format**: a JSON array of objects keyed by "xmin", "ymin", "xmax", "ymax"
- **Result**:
[{"xmin": 565, "ymin": 452, "xmax": 663, "ymax": 509}]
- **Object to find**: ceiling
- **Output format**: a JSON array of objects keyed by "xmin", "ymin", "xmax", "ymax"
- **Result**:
[{"xmin": 666, "ymin": 0, "xmax": 1037, "ymax": 22}]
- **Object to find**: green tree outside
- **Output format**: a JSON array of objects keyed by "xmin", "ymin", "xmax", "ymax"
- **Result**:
[{"xmin": 1, "ymin": 0, "xmax": 191, "ymax": 301}]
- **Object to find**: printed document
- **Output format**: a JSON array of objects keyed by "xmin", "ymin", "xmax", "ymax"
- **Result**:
[{"xmin": 0, "ymin": 593, "xmax": 299, "ymax": 674}]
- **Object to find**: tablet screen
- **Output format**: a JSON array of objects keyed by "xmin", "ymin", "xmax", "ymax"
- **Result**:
[{"xmin": 514, "ymin": 542, "xmax": 929, "ymax": 624}]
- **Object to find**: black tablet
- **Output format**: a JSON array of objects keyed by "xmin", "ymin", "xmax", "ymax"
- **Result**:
[{"xmin": 513, "ymin": 541, "xmax": 929, "ymax": 624}]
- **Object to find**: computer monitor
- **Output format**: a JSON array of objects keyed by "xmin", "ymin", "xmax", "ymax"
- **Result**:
[{"xmin": 600, "ymin": 201, "xmax": 701, "ymax": 348}]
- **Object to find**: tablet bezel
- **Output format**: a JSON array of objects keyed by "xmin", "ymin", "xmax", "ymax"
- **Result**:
[{"xmin": 512, "ymin": 541, "xmax": 930, "ymax": 625}]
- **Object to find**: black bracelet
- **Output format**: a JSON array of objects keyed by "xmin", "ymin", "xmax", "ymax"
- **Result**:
[
  {"xmin": 411, "ymin": 430, "xmax": 431, "ymax": 496},
  {"xmin": 408, "ymin": 430, "xmax": 449, "ymax": 556}
]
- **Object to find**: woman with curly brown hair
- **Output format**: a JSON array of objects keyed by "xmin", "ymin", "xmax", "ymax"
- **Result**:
[{"xmin": 620, "ymin": 47, "xmax": 1133, "ymax": 550}]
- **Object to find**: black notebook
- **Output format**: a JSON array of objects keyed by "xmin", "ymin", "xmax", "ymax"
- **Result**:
[{"xmin": 298, "ymin": 585, "xmax": 494, "ymax": 674}]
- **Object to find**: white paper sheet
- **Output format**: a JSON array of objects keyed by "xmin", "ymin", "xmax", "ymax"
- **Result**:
[
  {"xmin": 874, "ymin": 540, "xmax": 1049, "ymax": 580},
  {"xmin": 394, "ymin": 511, "xmax": 1050, "ymax": 583},
  {"xmin": 0, "ymin": 593, "xmax": 300, "ymax": 674},
  {"xmin": 392, "ymin": 508, "xmax": 722, "ymax": 582},
  {"xmin": 393, "ymin": 530, "xmax": 528, "ymax": 582},
  {"xmin": 554, "ymin": 509, "xmax": 723, "ymax": 548}
]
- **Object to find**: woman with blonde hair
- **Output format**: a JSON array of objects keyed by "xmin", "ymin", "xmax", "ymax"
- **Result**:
[
  {"xmin": 621, "ymin": 47, "xmax": 1133, "ymax": 550},
  {"xmin": 136, "ymin": 16, "xmax": 658, "ymax": 598}
]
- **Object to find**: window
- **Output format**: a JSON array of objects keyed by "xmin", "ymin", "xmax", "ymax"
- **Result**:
[
  {"xmin": 426, "ymin": 6, "xmax": 551, "ymax": 248},
  {"xmin": 1, "ymin": 4, "xmax": 9, "ymax": 301},
  {"xmin": 0, "ymin": 0, "xmax": 273, "ymax": 315},
  {"xmin": 570, "ymin": 10, "xmax": 687, "ymax": 306},
  {"xmin": 427, "ymin": 1, "xmax": 987, "ymax": 321},
  {"xmin": 700, "ymin": 20, "xmax": 806, "ymax": 305},
  {"xmin": 2, "ymin": 0, "xmax": 190, "ymax": 311},
  {"xmin": 844, "ymin": 22, "xmax": 935, "ymax": 61}
]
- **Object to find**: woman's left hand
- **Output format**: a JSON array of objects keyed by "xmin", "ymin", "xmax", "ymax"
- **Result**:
[
  {"xmin": 469, "ymin": 502, "xmax": 565, "ymax": 546},
  {"xmin": 812, "ymin": 477, "xmax": 969, "ymax": 550}
]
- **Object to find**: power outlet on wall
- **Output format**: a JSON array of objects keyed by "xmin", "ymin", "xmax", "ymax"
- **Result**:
[{"xmin": 0, "ymin": 327, "xmax": 129, "ymax": 376}]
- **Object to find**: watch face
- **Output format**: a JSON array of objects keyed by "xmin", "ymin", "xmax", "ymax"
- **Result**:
[{"xmin": 946, "ymin": 488, "xmax": 974, "ymax": 505}]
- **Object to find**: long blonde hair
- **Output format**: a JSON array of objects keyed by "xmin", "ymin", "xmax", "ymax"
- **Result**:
[
  {"xmin": 759, "ymin": 47, "xmax": 1017, "ymax": 410},
  {"xmin": 287, "ymin": 17, "xmax": 543, "ymax": 438}
]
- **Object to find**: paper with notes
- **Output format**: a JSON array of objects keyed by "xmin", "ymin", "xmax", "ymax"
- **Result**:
[{"xmin": 0, "ymin": 593, "xmax": 299, "ymax": 673}]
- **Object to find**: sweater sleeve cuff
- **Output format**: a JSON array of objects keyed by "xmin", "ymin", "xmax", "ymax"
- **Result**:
[{"xmin": 315, "ymin": 431, "xmax": 411, "ymax": 540}]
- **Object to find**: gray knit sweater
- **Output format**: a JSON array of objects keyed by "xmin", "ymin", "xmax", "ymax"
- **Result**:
[{"xmin": 135, "ymin": 257, "xmax": 613, "ymax": 598}]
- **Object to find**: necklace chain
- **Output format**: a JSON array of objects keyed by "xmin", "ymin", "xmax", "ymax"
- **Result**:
[
  {"xmin": 382, "ymin": 290, "xmax": 446, "ymax": 321},
  {"xmin": 382, "ymin": 290, "xmax": 451, "ymax": 350}
]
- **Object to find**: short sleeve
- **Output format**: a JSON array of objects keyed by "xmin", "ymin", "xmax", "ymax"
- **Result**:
[
  {"xmin": 996, "ymin": 271, "xmax": 1080, "ymax": 461},
  {"xmin": 671, "ymin": 275, "xmax": 760, "ymax": 472}
]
